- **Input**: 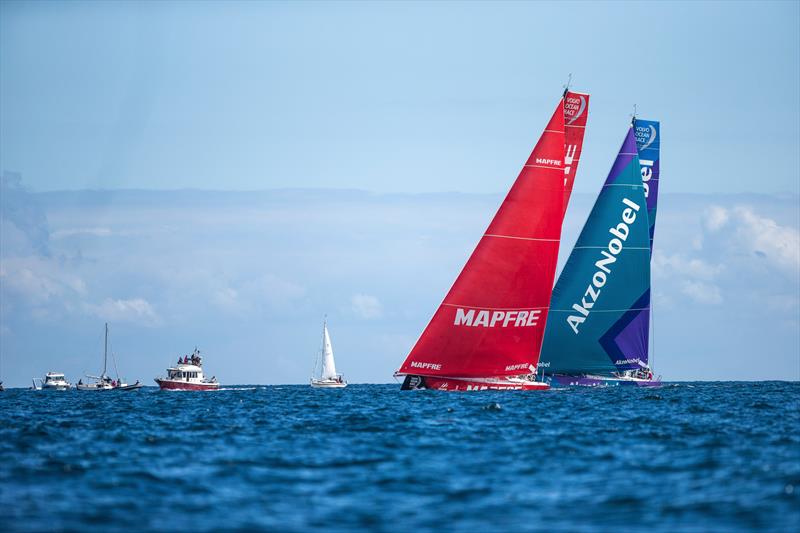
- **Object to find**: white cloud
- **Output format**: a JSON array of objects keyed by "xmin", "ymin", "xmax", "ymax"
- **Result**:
[
  {"xmin": 244, "ymin": 274, "xmax": 306, "ymax": 305},
  {"xmin": 208, "ymin": 274, "xmax": 306, "ymax": 315},
  {"xmin": 83, "ymin": 298, "xmax": 161, "ymax": 326},
  {"xmin": 731, "ymin": 206, "xmax": 799, "ymax": 274},
  {"xmin": 0, "ymin": 256, "xmax": 87, "ymax": 304},
  {"xmin": 350, "ymin": 293, "xmax": 383, "ymax": 319},
  {"xmin": 680, "ymin": 280, "xmax": 723, "ymax": 305},
  {"xmin": 2, "ymin": 189, "xmax": 798, "ymax": 384},
  {"xmin": 50, "ymin": 227, "xmax": 113, "ymax": 239},
  {"xmin": 653, "ymin": 204, "xmax": 798, "ymax": 312},
  {"xmin": 653, "ymin": 251, "xmax": 723, "ymax": 281},
  {"xmin": 704, "ymin": 205, "xmax": 730, "ymax": 232},
  {"xmin": 212, "ymin": 287, "xmax": 240, "ymax": 312}
]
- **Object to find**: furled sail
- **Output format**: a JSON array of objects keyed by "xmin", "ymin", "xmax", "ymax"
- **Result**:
[
  {"xmin": 321, "ymin": 324, "xmax": 337, "ymax": 379},
  {"xmin": 633, "ymin": 119, "xmax": 660, "ymax": 254},
  {"xmin": 562, "ymin": 91, "xmax": 590, "ymax": 215},
  {"xmin": 398, "ymin": 98, "xmax": 570, "ymax": 378},
  {"xmin": 540, "ymin": 127, "xmax": 651, "ymax": 375}
]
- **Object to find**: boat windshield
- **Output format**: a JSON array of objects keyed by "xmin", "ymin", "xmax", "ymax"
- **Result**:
[{"xmin": 168, "ymin": 370, "xmax": 200, "ymax": 379}]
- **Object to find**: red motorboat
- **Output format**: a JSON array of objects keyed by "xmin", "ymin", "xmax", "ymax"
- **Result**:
[{"xmin": 155, "ymin": 348, "xmax": 220, "ymax": 391}]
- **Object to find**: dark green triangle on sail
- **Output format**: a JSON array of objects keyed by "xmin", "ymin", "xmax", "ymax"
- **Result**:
[{"xmin": 539, "ymin": 126, "xmax": 651, "ymax": 375}]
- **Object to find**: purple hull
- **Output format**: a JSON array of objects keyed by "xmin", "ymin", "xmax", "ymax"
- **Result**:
[{"xmin": 548, "ymin": 374, "xmax": 662, "ymax": 388}]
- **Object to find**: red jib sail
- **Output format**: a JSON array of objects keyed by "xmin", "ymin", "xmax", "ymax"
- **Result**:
[
  {"xmin": 562, "ymin": 91, "xmax": 590, "ymax": 215},
  {"xmin": 398, "ymin": 98, "xmax": 569, "ymax": 378}
]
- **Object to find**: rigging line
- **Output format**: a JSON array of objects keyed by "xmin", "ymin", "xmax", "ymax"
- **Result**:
[
  {"xmin": 110, "ymin": 341, "xmax": 120, "ymax": 380},
  {"xmin": 651, "ymin": 292, "xmax": 656, "ymax": 372}
]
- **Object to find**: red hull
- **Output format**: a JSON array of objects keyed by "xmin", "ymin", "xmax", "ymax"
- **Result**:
[
  {"xmin": 154, "ymin": 379, "xmax": 219, "ymax": 391},
  {"xmin": 407, "ymin": 375, "xmax": 549, "ymax": 391}
]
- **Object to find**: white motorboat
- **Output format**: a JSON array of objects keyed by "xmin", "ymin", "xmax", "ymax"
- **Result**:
[
  {"xmin": 311, "ymin": 319, "xmax": 347, "ymax": 388},
  {"xmin": 32, "ymin": 372, "xmax": 72, "ymax": 391}
]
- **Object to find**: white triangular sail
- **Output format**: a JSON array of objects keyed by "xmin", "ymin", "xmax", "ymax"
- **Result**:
[{"xmin": 320, "ymin": 323, "xmax": 337, "ymax": 379}]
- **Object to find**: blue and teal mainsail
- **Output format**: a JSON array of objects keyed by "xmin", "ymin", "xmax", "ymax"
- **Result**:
[
  {"xmin": 540, "ymin": 127, "xmax": 651, "ymax": 375},
  {"xmin": 634, "ymin": 119, "xmax": 660, "ymax": 254}
]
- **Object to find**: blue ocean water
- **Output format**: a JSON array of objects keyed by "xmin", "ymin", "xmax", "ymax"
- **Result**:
[{"xmin": 1, "ymin": 383, "xmax": 798, "ymax": 532}]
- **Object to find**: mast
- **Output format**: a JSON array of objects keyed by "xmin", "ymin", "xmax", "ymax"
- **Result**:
[
  {"xmin": 319, "ymin": 318, "xmax": 326, "ymax": 379},
  {"xmin": 103, "ymin": 322, "xmax": 108, "ymax": 378},
  {"xmin": 633, "ymin": 117, "xmax": 661, "ymax": 370}
]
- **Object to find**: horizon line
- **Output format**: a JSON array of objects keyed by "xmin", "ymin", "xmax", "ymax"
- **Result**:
[{"xmin": 12, "ymin": 186, "xmax": 800, "ymax": 198}]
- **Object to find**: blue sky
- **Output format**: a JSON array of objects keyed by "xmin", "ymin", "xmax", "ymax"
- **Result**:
[
  {"xmin": 2, "ymin": 1, "xmax": 798, "ymax": 194},
  {"xmin": 1, "ymin": 1, "xmax": 799, "ymax": 386}
]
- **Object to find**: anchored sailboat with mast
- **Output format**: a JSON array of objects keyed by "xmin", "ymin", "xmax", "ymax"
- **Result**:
[
  {"xmin": 311, "ymin": 319, "xmax": 346, "ymax": 388},
  {"xmin": 396, "ymin": 90, "xmax": 590, "ymax": 391},
  {"xmin": 76, "ymin": 323, "xmax": 142, "ymax": 391},
  {"xmin": 539, "ymin": 120, "xmax": 661, "ymax": 387}
]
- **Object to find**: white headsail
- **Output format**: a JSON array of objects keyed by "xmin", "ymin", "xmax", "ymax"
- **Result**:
[{"xmin": 321, "ymin": 322, "xmax": 337, "ymax": 379}]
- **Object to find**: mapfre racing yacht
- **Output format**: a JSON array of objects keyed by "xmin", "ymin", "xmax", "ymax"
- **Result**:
[
  {"xmin": 155, "ymin": 348, "xmax": 219, "ymax": 391},
  {"xmin": 395, "ymin": 90, "xmax": 590, "ymax": 391}
]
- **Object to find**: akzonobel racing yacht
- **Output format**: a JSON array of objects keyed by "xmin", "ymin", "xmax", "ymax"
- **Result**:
[{"xmin": 539, "ymin": 119, "xmax": 662, "ymax": 388}]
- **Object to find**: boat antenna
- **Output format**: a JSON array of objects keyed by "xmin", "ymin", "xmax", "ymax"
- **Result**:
[
  {"xmin": 631, "ymin": 103, "xmax": 638, "ymax": 125},
  {"xmin": 562, "ymin": 73, "xmax": 572, "ymax": 96}
]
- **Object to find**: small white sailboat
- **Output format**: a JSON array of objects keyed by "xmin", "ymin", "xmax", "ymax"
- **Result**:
[
  {"xmin": 311, "ymin": 319, "xmax": 346, "ymax": 388},
  {"xmin": 77, "ymin": 323, "xmax": 142, "ymax": 391}
]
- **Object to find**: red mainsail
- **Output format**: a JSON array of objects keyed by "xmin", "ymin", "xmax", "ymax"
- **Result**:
[
  {"xmin": 562, "ymin": 90, "xmax": 590, "ymax": 215},
  {"xmin": 398, "ymin": 98, "xmax": 570, "ymax": 378}
]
